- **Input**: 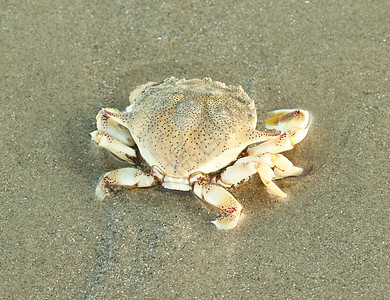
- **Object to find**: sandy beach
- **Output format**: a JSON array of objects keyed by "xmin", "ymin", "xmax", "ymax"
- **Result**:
[{"xmin": 1, "ymin": 0, "xmax": 389, "ymax": 298}]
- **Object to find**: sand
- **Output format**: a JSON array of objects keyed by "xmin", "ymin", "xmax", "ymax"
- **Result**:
[{"xmin": 1, "ymin": 0, "xmax": 389, "ymax": 298}]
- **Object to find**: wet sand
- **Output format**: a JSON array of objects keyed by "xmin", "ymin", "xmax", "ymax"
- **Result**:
[{"xmin": 1, "ymin": 0, "xmax": 389, "ymax": 298}]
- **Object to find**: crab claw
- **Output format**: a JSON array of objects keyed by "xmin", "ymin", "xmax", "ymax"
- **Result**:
[
  {"xmin": 96, "ymin": 167, "xmax": 158, "ymax": 200},
  {"xmin": 91, "ymin": 130, "xmax": 136, "ymax": 162},
  {"xmin": 265, "ymin": 109, "xmax": 311, "ymax": 144},
  {"xmin": 96, "ymin": 108, "xmax": 135, "ymax": 146},
  {"xmin": 91, "ymin": 108, "xmax": 137, "ymax": 162},
  {"xmin": 248, "ymin": 109, "xmax": 311, "ymax": 156},
  {"xmin": 193, "ymin": 183, "xmax": 243, "ymax": 230}
]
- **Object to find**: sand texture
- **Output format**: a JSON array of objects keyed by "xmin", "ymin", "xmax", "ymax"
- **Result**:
[{"xmin": 1, "ymin": 0, "xmax": 389, "ymax": 298}]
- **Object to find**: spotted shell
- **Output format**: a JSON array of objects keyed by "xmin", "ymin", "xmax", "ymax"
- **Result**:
[{"xmin": 125, "ymin": 77, "xmax": 263, "ymax": 178}]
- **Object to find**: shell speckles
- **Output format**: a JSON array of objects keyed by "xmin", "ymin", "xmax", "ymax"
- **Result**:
[
  {"xmin": 91, "ymin": 77, "xmax": 312, "ymax": 229},
  {"xmin": 128, "ymin": 77, "xmax": 259, "ymax": 176}
]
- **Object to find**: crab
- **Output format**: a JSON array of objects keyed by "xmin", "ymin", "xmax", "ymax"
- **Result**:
[{"xmin": 90, "ymin": 77, "xmax": 311, "ymax": 230}]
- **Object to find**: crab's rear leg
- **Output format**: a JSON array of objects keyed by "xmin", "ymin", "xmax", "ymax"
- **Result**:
[
  {"xmin": 218, "ymin": 153, "xmax": 303, "ymax": 199},
  {"xmin": 248, "ymin": 109, "xmax": 311, "ymax": 156},
  {"xmin": 91, "ymin": 108, "xmax": 136, "ymax": 162},
  {"xmin": 96, "ymin": 167, "xmax": 159, "ymax": 200},
  {"xmin": 193, "ymin": 183, "xmax": 243, "ymax": 230}
]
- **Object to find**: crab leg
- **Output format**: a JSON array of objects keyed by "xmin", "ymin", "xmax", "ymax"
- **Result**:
[
  {"xmin": 193, "ymin": 183, "xmax": 243, "ymax": 230},
  {"xmin": 218, "ymin": 153, "xmax": 303, "ymax": 199},
  {"xmin": 248, "ymin": 109, "xmax": 311, "ymax": 156},
  {"xmin": 96, "ymin": 167, "xmax": 158, "ymax": 200},
  {"xmin": 91, "ymin": 108, "xmax": 136, "ymax": 162},
  {"xmin": 271, "ymin": 153, "xmax": 303, "ymax": 179},
  {"xmin": 256, "ymin": 163, "xmax": 287, "ymax": 198}
]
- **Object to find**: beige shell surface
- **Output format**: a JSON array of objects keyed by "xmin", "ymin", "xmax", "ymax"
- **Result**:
[{"xmin": 125, "ymin": 77, "xmax": 262, "ymax": 178}]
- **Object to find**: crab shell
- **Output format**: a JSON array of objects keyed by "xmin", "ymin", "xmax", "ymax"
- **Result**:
[{"xmin": 126, "ymin": 77, "xmax": 268, "ymax": 190}]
